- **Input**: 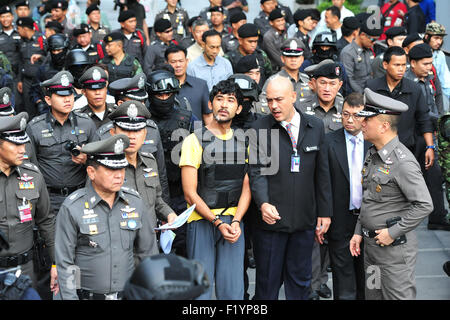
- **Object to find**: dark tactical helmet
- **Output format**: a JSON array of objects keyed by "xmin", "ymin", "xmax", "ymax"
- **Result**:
[
  {"xmin": 312, "ymin": 31, "xmax": 337, "ymax": 48},
  {"xmin": 123, "ymin": 254, "xmax": 209, "ymax": 300},
  {"xmin": 228, "ymin": 74, "xmax": 260, "ymax": 102},
  {"xmin": 47, "ymin": 33, "xmax": 69, "ymax": 51},
  {"xmin": 65, "ymin": 49, "xmax": 91, "ymax": 88},
  {"xmin": 146, "ymin": 70, "xmax": 180, "ymax": 94},
  {"xmin": 439, "ymin": 114, "xmax": 450, "ymax": 141}
]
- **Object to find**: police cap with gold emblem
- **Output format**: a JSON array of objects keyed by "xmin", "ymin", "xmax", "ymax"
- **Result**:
[
  {"xmin": 81, "ymin": 134, "xmax": 130, "ymax": 169},
  {"xmin": 0, "ymin": 112, "xmax": 30, "ymax": 145},
  {"xmin": 103, "ymin": 31, "xmax": 125, "ymax": 44},
  {"xmin": 357, "ymin": 88, "xmax": 408, "ymax": 118},
  {"xmin": 0, "ymin": 87, "xmax": 15, "ymax": 116},
  {"xmin": 80, "ymin": 66, "xmax": 108, "ymax": 90},
  {"xmin": 41, "ymin": 70, "xmax": 74, "ymax": 96},
  {"xmin": 281, "ymin": 38, "xmax": 305, "ymax": 56},
  {"xmin": 108, "ymin": 100, "xmax": 151, "ymax": 131},
  {"xmin": 109, "ymin": 73, "xmax": 148, "ymax": 101}
]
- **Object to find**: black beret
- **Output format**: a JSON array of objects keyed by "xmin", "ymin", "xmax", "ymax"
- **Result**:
[
  {"xmin": 309, "ymin": 61, "xmax": 342, "ymax": 80},
  {"xmin": 238, "ymin": 23, "xmax": 259, "ymax": 38},
  {"xmin": 73, "ymin": 23, "xmax": 90, "ymax": 37},
  {"xmin": 359, "ymin": 16, "xmax": 383, "ymax": 37},
  {"xmin": 118, "ymin": 10, "xmax": 136, "ymax": 23},
  {"xmin": 342, "ymin": 17, "xmax": 360, "ymax": 31},
  {"xmin": 293, "ymin": 9, "xmax": 311, "ymax": 23},
  {"xmin": 16, "ymin": 17, "xmax": 34, "ymax": 29},
  {"xmin": 103, "ymin": 32, "xmax": 125, "ymax": 43},
  {"xmin": 235, "ymin": 54, "xmax": 260, "ymax": 73},
  {"xmin": 51, "ymin": 0, "xmax": 68, "ymax": 10},
  {"xmin": 15, "ymin": 1, "xmax": 30, "ymax": 8},
  {"xmin": 402, "ymin": 33, "xmax": 422, "ymax": 48},
  {"xmin": 269, "ymin": 8, "xmax": 284, "ymax": 21},
  {"xmin": 230, "ymin": 12, "xmax": 246, "ymax": 24},
  {"xmin": 86, "ymin": 4, "xmax": 100, "ymax": 16},
  {"xmin": 45, "ymin": 21, "xmax": 64, "ymax": 33},
  {"xmin": 0, "ymin": 5, "xmax": 12, "ymax": 15},
  {"xmin": 408, "ymin": 43, "xmax": 433, "ymax": 60},
  {"xmin": 209, "ymin": 6, "xmax": 224, "ymax": 14},
  {"xmin": 154, "ymin": 18, "xmax": 172, "ymax": 33},
  {"xmin": 385, "ymin": 26, "xmax": 407, "ymax": 39}
]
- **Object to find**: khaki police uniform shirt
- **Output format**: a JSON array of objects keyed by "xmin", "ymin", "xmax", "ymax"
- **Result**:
[
  {"xmin": 355, "ymin": 136, "xmax": 433, "ymax": 239},
  {"xmin": 297, "ymin": 93, "xmax": 344, "ymax": 134},
  {"xmin": 55, "ymin": 179, "xmax": 155, "ymax": 299},
  {"xmin": 0, "ymin": 163, "xmax": 54, "ymax": 260},
  {"xmin": 340, "ymin": 40, "xmax": 375, "ymax": 93}
]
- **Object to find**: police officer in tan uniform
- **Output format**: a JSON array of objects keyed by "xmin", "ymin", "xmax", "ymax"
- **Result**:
[{"xmin": 350, "ymin": 88, "xmax": 433, "ymax": 300}]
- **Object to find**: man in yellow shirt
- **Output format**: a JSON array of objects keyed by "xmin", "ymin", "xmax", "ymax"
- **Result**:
[{"xmin": 180, "ymin": 79, "xmax": 251, "ymax": 299}]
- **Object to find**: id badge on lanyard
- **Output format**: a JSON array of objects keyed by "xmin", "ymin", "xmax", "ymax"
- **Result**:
[
  {"xmin": 291, "ymin": 150, "xmax": 300, "ymax": 172},
  {"xmin": 19, "ymin": 197, "xmax": 32, "ymax": 223}
]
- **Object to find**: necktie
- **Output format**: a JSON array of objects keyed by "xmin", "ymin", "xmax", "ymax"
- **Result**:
[
  {"xmin": 350, "ymin": 136, "xmax": 362, "ymax": 209},
  {"xmin": 285, "ymin": 123, "xmax": 297, "ymax": 152}
]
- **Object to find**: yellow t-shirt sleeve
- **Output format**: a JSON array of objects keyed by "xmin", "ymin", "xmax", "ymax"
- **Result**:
[{"xmin": 179, "ymin": 133, "xmax": 203, "ymax": 169}]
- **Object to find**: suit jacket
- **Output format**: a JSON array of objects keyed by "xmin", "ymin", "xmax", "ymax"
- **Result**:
[
  {"xmin": 249, "ymin": 110, "xmax": 332, "ymax": 233},
  {"xmin": 324, "ymin": 128, "xmax": 370, "ymax": 242}
]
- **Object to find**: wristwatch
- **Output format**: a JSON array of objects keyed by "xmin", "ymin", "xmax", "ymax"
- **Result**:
[{"xmin": 426, "ymin": 145, "xmax": 436, "ymax": 150}]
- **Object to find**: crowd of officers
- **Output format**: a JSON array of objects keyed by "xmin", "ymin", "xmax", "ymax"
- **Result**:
[{"xmin": 0, "ymin": 0, "xmax": 449, "ymax": 301}]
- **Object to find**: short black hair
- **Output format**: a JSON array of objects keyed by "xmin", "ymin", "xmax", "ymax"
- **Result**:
[
  {"xmin": 164, "ymin": 44, "xmax": 187, "ymax": 61},
  {"xmin": 310, "ymin": 9, "xmax": 320, "ymax": 21},
  {"xmin": 344, "ymin": 92, "xmax": 364, "ymax": 107},
  {"xmin": 326, "ymin": 6, "xmax": 341, "ymax": 20},
  {"xmin": 383, "ymin": 46, "xmax": 406, "ymax": 63},
  {"xmin": 342, "ymin": 25, "xmax": 355, "ymax": 37},
  {"xmin": 209, "ymin": 79, "xmax": 244, "ymax": 106},
  {"xmin": 202, "ymin": 29, "xmax": 221, "ymax": 43},
  {"xmin": 153, "ymin": 63, "xmax": 175, "ymax": 74}
]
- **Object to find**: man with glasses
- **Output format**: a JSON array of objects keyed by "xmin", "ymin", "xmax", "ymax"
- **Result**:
[
  {"xmin": 144, "ymin": 18, "xmax": 176, "ymax": 74},
  {"xmin": 323, "ymin": 92, "xmax": 368, "ymax": 300},
  {"xmin": 340, "ymin": 16, "xmax": 382, "ymax": 93}
]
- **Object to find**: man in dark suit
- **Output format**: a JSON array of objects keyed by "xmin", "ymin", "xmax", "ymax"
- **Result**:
[
  {"xmin": 249, "ymin": 75, "xmax": 332, "ymax": 300},
  {"xmin": 323, "ymin": 92, "xmax": 368, "ymax": 300}
]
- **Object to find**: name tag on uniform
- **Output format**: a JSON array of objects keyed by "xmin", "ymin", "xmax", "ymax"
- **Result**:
[
  {"xmin": 18, "ymin": 202, "xmax": 32, "ymax": 223},
  {"xmin": 89, "ymin": 52, "xmax": 98, "ymax": 56},
  {"xmin": 291, "ymin": 155, "xmax": 300, "ymax": 172},
  {"xmin": 143, "ymin": 140, "xmax": 154, "ymax": 145},
  {"xmin": 134, "ymin": 39, "xmax": 141, "ymax": 43}
]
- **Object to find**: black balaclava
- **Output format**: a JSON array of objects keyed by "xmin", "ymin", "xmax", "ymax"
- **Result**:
[{"xmin": 149, "ymin": 94, "xmax": 176, "ymax": 119}]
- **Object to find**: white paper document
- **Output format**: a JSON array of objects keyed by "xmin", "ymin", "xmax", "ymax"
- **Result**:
[{"xmin": 154, "ymin": 204, "xmax": 196, "ymax": 231}]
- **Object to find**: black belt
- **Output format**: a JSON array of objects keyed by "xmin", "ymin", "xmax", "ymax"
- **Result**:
[
  {"xmin": 48, "ymin": 185, "xmax": 83, "ymax": 197},
  {"xmin": 0, "ymin": 248, "xmax": 33, "ymax": 268},
  {"xmin": 349, "ymin": 208, "xmax": 360, "ymax": 215},
  {"xmin": 361, "ymin": 227, "xmax": 377, "ymax": 238},
  {"xmin": 77, "ymin": 289, "xmax": 123, "ymax": 300}
]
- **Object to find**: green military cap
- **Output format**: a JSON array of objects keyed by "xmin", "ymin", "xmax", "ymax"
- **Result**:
[
  {"xmin": 0, "ymin": 87, "xmax": 14, "ymax": 116},
  {"xmin": 41, "ymin": 70, "xmax": 74, "ymax": 96},
  {"xmin": 357, "ymin": 88, "xmax": 408, "ymax": 118},
  {"xmin": 304, "ymin": 59, "xmax": 341, "ymax": 79},
  {"xmin": 0, "ymin": 112, "xmax": 30, "ymax": 145},
  {"xmin": 79, "ymin": 66, "xmax": 108, "ymax": 90},
  {"xmin": 425, "ymin": 22, "xmax": 447, "ymax": 36},
  {"xmin": 81, "ymin": 134, "xmax": 130, "ymax": 169},
  {"xmin": 108, "ymin": 73, "xmax": 148, "ymax": 101},
  {"xmin": 281, "ymin": 38, "xmax": 305, "ymax": 56},
  {"xmin": 108, "ymin": 100, "xmax": 151, "ymax": 131}
]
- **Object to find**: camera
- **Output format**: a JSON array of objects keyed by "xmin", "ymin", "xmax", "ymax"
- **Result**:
[{"xmin": 64, "ymin": 140, "xmax": 81, "ymax": 157}]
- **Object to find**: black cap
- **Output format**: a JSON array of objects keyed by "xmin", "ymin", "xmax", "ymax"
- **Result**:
[
  {"xmin": 80, "ymin": 66, "xmax": 108, "ymax": 89},
  {"xmin": 359, "ymin": 16, "xmax": 383, "ymax": 37},
  {"xmin": 235, "ymin": 54, "xmax": 260, "ymax": 74},
  {"xmin": 41, "ymin": 71, "xmax": 74, "ymax": 96},
  {"xmin": 118, "ymin": 10, "xmax": 136, "ymax": 23},
  {"xmin": 154, "ymin": 18, "xmax": 172, "ymax": 33},
  {"xmin": 358, "ymin": 88, "xmax": 408, "ymax": 118},
  {"xmin": 15, "ymin": 1, "xmax": 30, "ymax": 8},
  {"xmin": 187, "ymin": 16, "xmax": 201, "ymax": 28},
  {"xmin": 305, "ymin": 60, "xmax": 342, "ymax": 80},
  {"xmin": 281, "ymin": 38, "xmax": 305, "ymax": 56},
  {"xmin": 109, "ymin": 73, "xmax": 148, "ymax": 101},
  {"xmin": 230, "ymin": 12, "xmax": 246, "ymax": 24},
  {"xmin": 238, "ymin": 23, "xmax": 259, "ymax": 38},
  {"xmin": 0, "ymin": 87, "xmax": 14, "ymax": 116},
  {"xmin": 269, "ymin": 8, "xmax": 284, "ymax": 21},
  {"xmin": 342, "ymin": 16, "xmax": 360, "ymax": 31},
  {"xmin": 108, "ymin": 100, "xmax": 151, "ymax": 131},
  {"xmin": 104, "ymin": 31, "xmax": 125, "ymax": 43},
  {"xmin": 408, "ymin": 43, "xmax": 433, "ymax": 60},
  {"xmin": 73, "ymin": 23, "xmax": 90, "ymax": 37},
  {"xmin": 82, "ymin": 134, "xmax": 130, "ymax": 169},
  {"xmin": 51, "ymin": 0, "xmax": 68, "ymax": 10},
  {"xmin": 402, "ymin": 33, "xmax": 422, "ymax": 48},
  {"xmin": 293, "ymin": 9, "xmax": 312, "ymax": 23},
  {"xmin": 0, "ymin": 112, "xmax": 30, "ymax": 145},
  {"xmin": 86, "ymin": 4, "xmax": 100, "ymax": 16},
  {"xmin": 385, "ymin": 26, "xmax": 407, "ymax": 40},
  {"xmin": 0, "ymin": 5, "xmax": 12, "ymax": 15},
  {"xmin": 45, "ymin": 20, "xmax": 64, "ymax": 33},
  {"xmin": 16, "ymin": 17, "xmax": 34, "ymax": 29},
  {"xmin": 209, "ymin": 6, "xmax": 224, "ymax": 13}
]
